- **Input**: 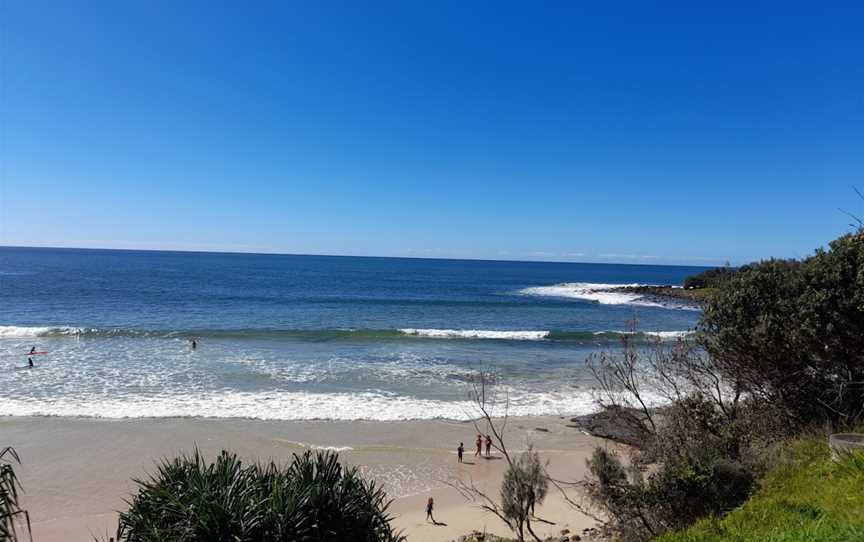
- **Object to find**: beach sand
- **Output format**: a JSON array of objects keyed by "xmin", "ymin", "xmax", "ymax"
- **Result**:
[{"xmin": 1, "ymin": 415, "xmax": 616, "ymax": 541}]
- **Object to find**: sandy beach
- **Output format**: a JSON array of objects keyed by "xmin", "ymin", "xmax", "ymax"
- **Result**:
[{"xmin": 1, "ymin": 415, "xmax": 614, "ymax": 541}]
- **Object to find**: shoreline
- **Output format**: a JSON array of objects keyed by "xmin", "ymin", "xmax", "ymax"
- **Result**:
[{"xmin": 2, "ymin": 415, "xmax": 611, "ymax": 541}]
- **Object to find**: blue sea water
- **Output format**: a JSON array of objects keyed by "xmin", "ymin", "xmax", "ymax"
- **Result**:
[{"xmin": 0, "ymin": 247, "xmax": 704, "ymax": 420}]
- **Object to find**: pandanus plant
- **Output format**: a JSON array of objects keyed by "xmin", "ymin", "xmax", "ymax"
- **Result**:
[
  {"xmin": 115, "ymin": 449, "xmax": 404, "ymax": 542},
  {"xmin": 0, "ymin": 447, "xmax": 31, "ymax": 542}
]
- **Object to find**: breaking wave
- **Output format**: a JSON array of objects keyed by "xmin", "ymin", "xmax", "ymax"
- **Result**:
[
  {"xmin": 399, "ymin": 328, "xmax": 550, "ymax": 340},
  {"xmin": 518, "ymin": 282, "xmax": 698, "ymax": 310},
  {"xmin": 0, "ymin": 325, "xmax": 693, "ymax": 343},
  {"xmin": 0, "ymin": 326, "xmax": 86, "ymax": 337}
]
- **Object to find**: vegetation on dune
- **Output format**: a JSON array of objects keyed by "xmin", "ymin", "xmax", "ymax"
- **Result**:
[
  {"xmin": 114, "ymin": 449, "xmax": 403, "ymax": 542},
  {"xmin": 700, "ymin": 232, "xmax": 864, "ymax": 426},
  {"xmin": 656, "ymin": 437, "xmax": 864, "ymax": 542},
  {"xmin": 582, "ymin": 228, "xmax": 864, "ymax": 541},
  {"xmin": 585, "ymin": 337, "xmax": 781, "ymax": 542}
]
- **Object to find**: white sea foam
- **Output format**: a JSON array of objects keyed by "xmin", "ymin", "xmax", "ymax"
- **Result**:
[
  {"xmin": 304, "ymin": 444, "xmax": 355, "ymax": 452},
  {"xmin": 0, "ymin": 389, "xmax": 600, "ymax": 421},
  {"xmin": 643, "ymin": 330, "xmax": 693, "ymax": 339},
  {"xmin": 519, "ymin": 282, "xmax": 663, "ymax": 306},
  {"xmin": 399, "ymin": 329, "xmax": 550, "ymax": 340},
  {"xmin": 518, "ymin": 282, "xmax": 697, "ymax": 309},
  {"xmin": 0, "ymin": 325, "xmax": 83, "ymax": 337},
  {"xmin": 594, "ymin": 330, "xmax": 693, "ymax": 340}
]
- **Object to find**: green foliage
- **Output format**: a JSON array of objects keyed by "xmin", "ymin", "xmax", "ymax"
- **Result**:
[
  {"xmin": 115, "ymin": 449, "xmax": 404, "ymax": 542},
  {"xmin": 500, "ymin": 446, "xmax": 548, "ymax": 530},
  {"xmin": 586, "ymin": 443, "xmax": 757, "ymax": 542},
  {"xmin": 684, "ymin": 266, "xmax": 736, "ymax": 290},
  {"xmin": 700, "ymin": 232, "xmax": 864, "ymax": 425},
  {"xmin": 0, "ymin": 447, "xmax": 30, "ymax": 542},
  {"xmin": 656, "ymin": 436, "xmax": 864, "ymax": 542}
]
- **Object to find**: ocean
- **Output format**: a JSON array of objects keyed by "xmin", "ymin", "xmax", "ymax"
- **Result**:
[{"xmin": 0, "ymin": 247, "xmax": 704, "ymax": 420}]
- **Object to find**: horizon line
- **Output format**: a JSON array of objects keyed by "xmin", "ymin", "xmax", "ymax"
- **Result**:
[{"xmin": 0, "ymin": 244, "xmax": 718, "ymax": 269}]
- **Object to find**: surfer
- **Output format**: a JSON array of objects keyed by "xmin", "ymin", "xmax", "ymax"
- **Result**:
[
  {"xmin": 28, "ymin": 346, "xmax": 36, "ymax": 368},
  {"xmin": 191, "ymin": 339, "xmax": 197, "ymax": 350}
]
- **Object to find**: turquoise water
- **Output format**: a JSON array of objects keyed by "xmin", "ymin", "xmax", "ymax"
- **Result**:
[{"xmin": 0, "ymin": 247, "xmax": 703, "ymax": 420}]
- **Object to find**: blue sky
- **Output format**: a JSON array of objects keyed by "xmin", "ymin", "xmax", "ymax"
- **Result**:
[{"xmin": 1, "ymin": 1, "xmax": 862, "ymax": 265}]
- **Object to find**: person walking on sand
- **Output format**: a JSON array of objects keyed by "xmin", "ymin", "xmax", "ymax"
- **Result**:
[
  {"xmin": 475, "ymin": 434, "xmax": 482, "ymax": 456},
  {"xmin": 457, "ymin": 442, "xmax": 464, "ymax": 463},
  {"xmin": 425, "ymin": 497, "xmax": 435, "ymax": 522},
  {"xmin": 485, "ymin": 434, "xmax": 492, "ymax": 457}
]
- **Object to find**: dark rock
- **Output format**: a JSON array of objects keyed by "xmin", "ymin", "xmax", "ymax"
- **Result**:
[
  {"xmin": 569, "ymin": 406, "xmax": 655, "ymax": 446},
  {"xmin": 535, "ymin": 427, "xmax": 549, "ymax": 432}
]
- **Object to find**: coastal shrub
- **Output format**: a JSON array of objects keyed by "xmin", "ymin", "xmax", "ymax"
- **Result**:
[
  {"xmin": 586, "ymin": 446, "xmax": 757, "ymax": 542},
  {"xmin": 0, "ymin": 447, "xmax": 30, "ymax": 542},
  {"xmin": 683, "ymin": 265, "xmax": 736, "ymax": 290},
  {"xmin": 584, "ymin": 338, "xmax": 780, "ymax": 540},
  {"xmin": 499, "ymin": 446, "xmax": 548, "ymax": 541},
  {"xmin": 700, "ymin": 232, "xmax": 864, "ymax": 425},
  {"xmin": 114, "ymin": 449, "xmax": 403, "ymax": 542}
]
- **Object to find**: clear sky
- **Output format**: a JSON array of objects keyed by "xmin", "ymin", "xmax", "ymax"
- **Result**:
[{"xmin": 1, "ymin": 1, "xmax": 862, "ymax": 265}]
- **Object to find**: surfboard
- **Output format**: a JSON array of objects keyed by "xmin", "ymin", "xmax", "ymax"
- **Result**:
[{"xmin": 24, "ymin": 351, "xmax": 49, "ymax": 355}]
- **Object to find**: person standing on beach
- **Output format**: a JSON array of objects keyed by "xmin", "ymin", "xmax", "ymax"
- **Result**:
[
  {"xmin": 485, "ymin": 434, "xmax": 492, "ymax": 457},
  {"xmin": 475, "ymin": 434, "xmax": 482, "ymax": 456},
  {"xmin": 425, "ymin": 497, "xmax": 435, "ymax": 522},
  {"xmin": 457, "ymin": 442, "xmax": 464, "ymax": 463}
]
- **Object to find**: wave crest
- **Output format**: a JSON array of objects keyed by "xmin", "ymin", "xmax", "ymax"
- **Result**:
[
  {"xmin": 399, "ymin": 328, "xmax": 550, "ymax": 340},
  {"xmin": 0, "ymin": 326, "xmax": 84, "ymax": 338},
  {"xmin": 519, "ymin": 282, "xmax": 663, "ymax": 306}
]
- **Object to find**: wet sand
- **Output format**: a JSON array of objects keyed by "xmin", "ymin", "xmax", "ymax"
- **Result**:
[{"xmin": 0, "ymin": 416, "xmax": 615, "ymax": 541}]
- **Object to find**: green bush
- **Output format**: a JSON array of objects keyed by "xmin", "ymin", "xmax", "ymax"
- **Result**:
[
  {"xmin": 683, "ymin": 266, "xmax": 736, "ymax": 290},
  {"xmin": 115, "ymin": 449, "xmax": 404, "ymax": 542},
  {"xmin": 700, "ymin": 233, "xmax": 864, "ymax": 425},
  {"xmin": 585, "ymin": 445, "xmax": 757, "ymax": 541}
]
